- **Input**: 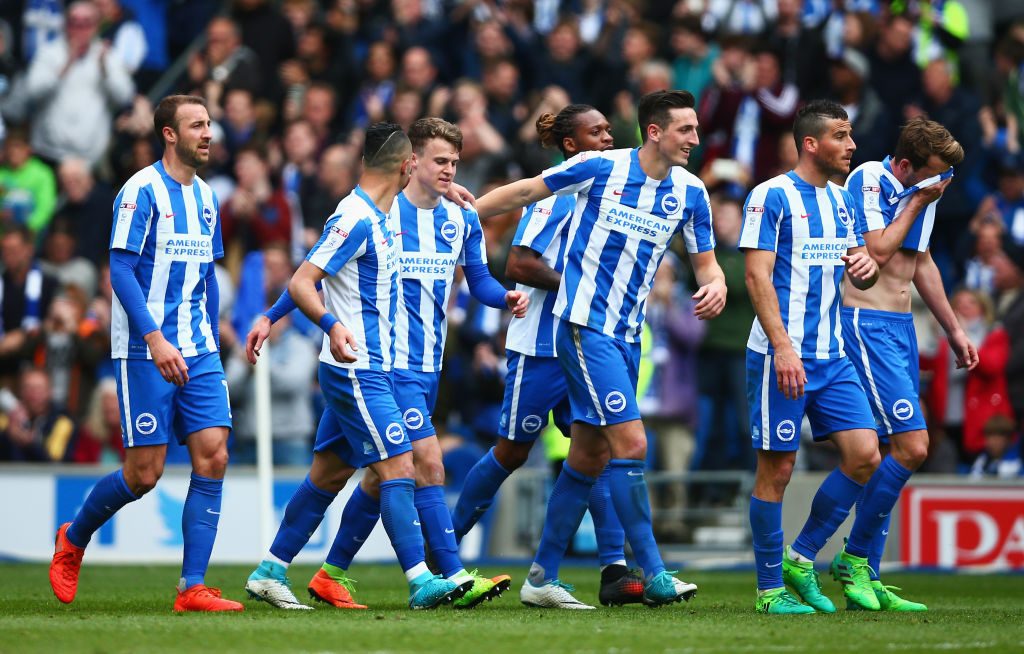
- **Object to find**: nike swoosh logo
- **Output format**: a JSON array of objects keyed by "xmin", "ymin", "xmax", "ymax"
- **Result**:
[
  {"xmin": 353, "ymin": 536, "xmax": 366, "ymax": 542},
  {"xmin": 613, "ymin": 190, "xmax": 624, "ymax": 196},
  {"xmin": 765, "ymin": 562, "xmax": 782, "ymax": 568},
  {"xmin": 878, "ymin": 512, "xmax": 890, "ymax": 518},
  {"xmin": 445, "ymin": 528, "xmax": 455, "ymax": 534},
  {"xmin": 627, "ymin": 471, "xmax": 644, "ymax": 477},
  {"xmin": 881, "ymin": 530, "xmax": 889, "ymax": 536},
  {"xmin": 413, "ymin": 520, "xmax": 421, "ymax": 526},
  {"xmin": 206, "ymin": 508, "xmax": 221, "ymax": 515},
  {"xmin": 474, "ymin": 506, "xmax": 487, "ymax": 512}
]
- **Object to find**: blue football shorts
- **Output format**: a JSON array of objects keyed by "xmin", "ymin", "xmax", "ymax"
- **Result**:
[{"xmin": 498, "ymin": 351, "xmax": 572, "ymax": 442}]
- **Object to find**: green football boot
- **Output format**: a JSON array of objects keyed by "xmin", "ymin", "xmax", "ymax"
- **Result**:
[
  {"xmin": 782, "ymin": 548, "xmax": 836, "ymax": 613},
  {"xmin": 453, "ymin": 571, "xmax": 511, "ymax": 609},
  {"xmin": 830, "ymin": 547, "xmax": 880, "ymax": 611},
  {"xmin": 848, "ymin": 581, "xmax": 927, "ymax": 612},
  {"xmin": 755, "ymin": 587, "xmax": 816, "ymax": 615}
]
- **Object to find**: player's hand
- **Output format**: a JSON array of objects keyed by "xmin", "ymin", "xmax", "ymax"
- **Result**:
[
  {"xmin": 328, "ymin": 323, "xmax": 360, "ymax": 363},
  {"xmin": 948, "ymin": 328, "xmax": 980, "ymax": 371},
  {"xmin": 505, "ymin": 290, "xmax": 529, "ymax": 318},
  {"xmin": 246, "ymin": 315, "xmax": 272, "ymax": 365},
  {"xmin": 842, "ymin": 252, "xmax": 878, "ymax": 283},
  {"xmin": 773, "ymin": 346, "xmax": 806, "ymax": 400},
  {"xmin": 692, "ymin": 278, "xmax": 727, "ymax": 320},
  {"xmin": 146, "ymin": 331, "xmax": 189, "ymax": 386},
  {"xmin": 445, "ymin": 182, "xmax": 477, "ymax": 209},
  {"xmin": 911, "ymin": 177, "xmax": 953, "ymax": 206}
]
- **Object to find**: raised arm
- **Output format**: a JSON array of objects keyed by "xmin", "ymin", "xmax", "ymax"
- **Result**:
[
  {"xmin": 475, "ymin": 176, "xmax": 553, "ymax": 220},
  {"xmin": 861, "ymin": 179, "xmax": 951, "ymax": 268}
]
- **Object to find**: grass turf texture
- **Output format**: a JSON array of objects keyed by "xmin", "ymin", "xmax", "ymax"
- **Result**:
[{"xmin": 2, "ymin": 564, "xmax": 1021, "ymax": 654}]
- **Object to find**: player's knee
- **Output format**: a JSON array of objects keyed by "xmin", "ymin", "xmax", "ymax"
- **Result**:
[
  {"xmin": 126, "ymin": 467, "xmax": 162, "ymax": 495},
  {"xmin": 894, "ymin": 438, "xmax": 928, "ymax": 470},
  {"xmin": 315, "ymin": 466, "xmax": 355, "ymax": 494},
  {"xmin": 846, "ymin": 448, "xmax": 881, "ymax": 483},
  {"xmin": 415, "ymin": 457, "xmax": 446, "ymax": 487},
  {"xmin": 494, "ymin": 440, "xmax": 530, "ymax": 470},
  {"xmin": 197, "ymin": 447, "xmax": 230, "ymax": 478},
  {"xmin": 615, "ymin": 434, "xmax": 647, "ymax": 461}
]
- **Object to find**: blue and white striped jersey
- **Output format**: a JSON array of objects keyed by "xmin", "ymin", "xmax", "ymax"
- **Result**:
[
  {"xmin": 391, "ymin": 193, "xmax": 488, "ymax": 372},
  {"xmin": 543, "ymin": 148, "xmax": 715, "ymax": 343},
  {"xmin": 306, "ymin": 186, "xmax": 399, "ymax": 371},
  {"xmin": 110, "ymin": 161, "xmax": 222, "ymax": 359},
  {"xmin": 739, "ymin": 171, "xmax": 864, "ymax": 359},
  {"xmin": 505, "ymin": 195, "xmax": 576, "ymax": 357},
  {"xmin": 845, "ymin": 157, "xmax": 941, "ymax": 253}
]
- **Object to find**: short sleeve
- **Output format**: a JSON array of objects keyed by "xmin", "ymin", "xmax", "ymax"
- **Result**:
[
  {"xmin": 680, "ymin": 184, "xmax": 716, "ymax": 253},
  {"xmin": 306, "ymin": 215, "xmax": 370, "ymax": 275},
  {"xmin": 845, "ymin": 167, "xmax": 886, "ymax": 235},
  {"xmin": 512, "ymin": 195, "xmax": 568, "ymax": 255},
  {"xmin": 739, "ymin": 185, "xmax": 783, "ymax": 252},
  {"xmin": 542, "ymin": 151, "xmax": 604, "ymax": 197},
  {"xmin": 110, "ymin": 183, "xmax": 154, "ymax": 253},
  {"xmin": 458, "ymin": 209, "xmax": 488, "ymax": 267}
]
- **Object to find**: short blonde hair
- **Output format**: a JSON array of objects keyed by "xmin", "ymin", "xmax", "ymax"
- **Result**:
[
  {"xmin": 408, "ymin": 117, "xmax": 463, "ymax": 153},
  {"xmin": 894, "ymin": 117, "xmax": 964, "ymax": 169}
]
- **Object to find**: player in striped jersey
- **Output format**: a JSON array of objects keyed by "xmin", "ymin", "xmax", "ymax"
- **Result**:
[
  {"xmin": 450, "ymin": 104, "xmax": 644, "ymax": 609},
  {"xmin": 243, "ymin": 119, "xmax": 525, "ymax": 610},
  {"xmin": 245, "ymin": 123, "xmax": 463, "ymax": 611},
  {"xmin": 823, "ymin": 119, "xmax": 974, "ymax": 610},
  {"xmin": 476, "ymin": 90, "xmax": 726, "ymax": 607},
  {"xmin": 50, "ymin": 95, "xmax": 242, "ymax": 612},
  {"xmin": 740, "ymin": 100, "xmax": 882, "ymax": 615}
]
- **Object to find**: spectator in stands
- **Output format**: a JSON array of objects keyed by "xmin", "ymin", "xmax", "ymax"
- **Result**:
[
  {"xmin": 278, "ymin": 118, "xmax": 318, "ymax": 249},
  {"xmin": 829, "ymin": 48, "xmax": 897, "ymax": 168},
  {"xmin": 449, "ymin": 79, "xmax": 507, "ymax": 194},
  {"xmin": 399, "ymin": 46, "xmax": 442, "ymax": 110},
  {"xmin": 301, "ymin": 81, "xmax": 340, "ymax": 152},
  {"xmin": 70, "ymin": 377, "xmax": 124, "ymax": 463},
  {"xmin": 221, "ymin": 145, "xmax": 293, "ymax": 261},
  {"xmin": 0, "ymin": 126, "xmax": 57, "ymax": 234},
  {"xmin": 29, "ymin": 292, "xmax": 107, "ymax": 416},
  {"xmin": 24, "ymin": 0, "xmax": 134, "ymax": 166},
  {"xmin": 960, "ymin": 214, "xmax": 1004, "ymax": 295},
  {"xmin": 867, "ymin": 15, "xmax": 924, "ymax": 119},
  {"xmin": 706, "ymin": 0, "xmax": 777, "ymax": 39},
  {"xmin": 0, "ymin": 367, "xmax": 76, "ymax": 461},
  {"xmin": 298, "ymin": 143, "xmax": 356, "ymax": 249},
  {"xmin": 225, "ymin": 311, "xmax": 317, "ymax": 466},
  {"xmin": 0, "ymin": 225, "xmax": 58, "ymax": 385},
  {"xmin": 481, "ymin": 59, "xmax": 523, "ymax": 142},
  {"xmin": 352, "ymin": 40, "xmax": 397, "ymax": 128},
  {"xmin": 640, "ymin": 256, "xmax": 704, "ymax": 533},
  {"xmin": 184, "ymin": 16, "xmax": 262, "ymax": 119},
  {"xmin": 221, "ymin": 87, "xmax": 264, "ymax": 169},
  {"xmin": 389, "ymin": 86, "xmax": 424, "ymax": 131},
  {"xmin": 969, "ymin": 414, "xmax": 1021, "ymax": 478},
  {"xmin": 55, "ymin": 157, "xmax": 113, "ymax": 268},
  {"xmin": 922, "ymin": 289, "xmax": 1011, "ymax": 464},
  {"xmin": 670, "ymin": 15, "xmax": 720, "ymax": 106},
  {"xmin": 231, "ymin": 0, "xmax": 295, "ymax": 102},
  {"xmin": 997, "ymin": 248, "xmax": 1024, "ymax": 432},
  {"xmin": 534, "ymin": 20, "xmax": 593, "ymax": 106},
  {"xmin": 39, "ymin": 217, "xmax": 97, "ymax": 298},
  {"xmin": 767, "ymin": 0, "xmax": 830, "ymax": 99},
  {"xmin": 95, "ymin": 0, "xmax": 147, "ymax": 74},
  {"xmin": 694, "ymin": 193, "xmax": 755, "ymax": 479}
]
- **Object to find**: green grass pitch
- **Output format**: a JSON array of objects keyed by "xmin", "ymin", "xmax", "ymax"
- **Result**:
[{"xmin": 2, "ymin": 564, "xmax": 1021, "ymax": 653}]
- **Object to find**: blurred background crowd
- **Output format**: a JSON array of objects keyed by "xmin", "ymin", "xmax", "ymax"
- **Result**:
[{"xmin": 1, "ymin": 0, "xmax": 1023, "ymax": 499}]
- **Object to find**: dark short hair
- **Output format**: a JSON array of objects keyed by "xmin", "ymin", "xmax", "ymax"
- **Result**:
[
  {"xmin": 637, "ymin": 90, "xmax": 696, "ymax": 142},
  {"xmin": 153, "ymin": 95, "xmax": 207, "ymax": 145},
  {"xmin": 363, "ymin": 122, "xmax": 411, "ymax": 171},
  {"xmin": 792, "ymin": 99, "xmax": 848, "ymax": 152}
]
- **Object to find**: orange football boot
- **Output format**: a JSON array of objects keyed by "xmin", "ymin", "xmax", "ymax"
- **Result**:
[
  {"xmin": 307, "ymin": 569, "xmax": 368, "ymax": 609},
  {"xmin": 50, "ymin": 522, "xmax": 85, "ymax": 604},
  {"xmin": 174, "ymin": 584, "xmax": 245, "ymax": 612}
]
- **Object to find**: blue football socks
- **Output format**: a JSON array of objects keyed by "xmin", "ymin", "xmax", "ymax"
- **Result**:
[
  {"xmin": 750, "ymin": 496, "xmax": 784, "ymax": 591},
  {"xmin": 855, "ymin": 493, "xmax": 891, "ymax": 581},
  {"xmin": 847, "ymin": 456, "xmax": 912, "ymax": 560},
  {"xmin": 65, "ymin": 469, "xmax": 138, "ymax": 548},
  {"xmin": 379, "ymin": 478, "xmax": 425, "ymax": 573},
  {"xmin": 180, "ymin": 473, "xmax": 223, "ymax": 588},
  {"xmin": 533, "ymin": 462, "xmax": 597, "ymax": 582},
  {"xmin": 415, "ymin": 485, "xmax": 462, "ymax": 578},
  {"xmin": 268, "ymin": 475, "xmax": 336, "ymax": 564},
  {"xmin": 589, "ymin": 466, "xmax": 626, "ymax": 567},
  {"xmin": 607, "ymin": 459, "xmax": 665, "ymax": 579},
  {"xmin": 451, "ymin": 447, "xmax": 511, "ymax": 542},
  {"xmin": 325, "ymin": 483, "xmax": 380, "ymax": 570},
  {"xmin": 791, "ymin": 468, "xmax": 864, "ymax": 561}
]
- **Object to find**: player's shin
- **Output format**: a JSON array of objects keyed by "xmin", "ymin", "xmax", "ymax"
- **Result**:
[
  {"xmin": 267, "ymin": 476, "xmax": 336, "ymax": 565},
  {"xmin": 606, "ymin": 459, "xmax": 664, "ymax": 578},
  {"xmin": 791, "ymin": 468, "xmax": 863, "ymax": 561},
  {"xmin": 846, "ymin": 456, "xmax": 912, "ymax": 559},
  {"xmin": 450, "ymin": 447, "xmax": 511, "ymax": 541},
  {"xmin": 415, "ymin": 485, "xmax": 463, "ymax": 579},
  {"xmin": 325, "ymin": 484, "xmax": 380, "ymax": 570},
  {"xmin": 589, "ymin": 467, "xmax": 627, "ymax": 567},
  {"xmin": 65, "ymin": 469, "xmax": 139, "ymax": 548},
  {"xmin": 529, "ymin": 462, "xmax": 597, "ymax": 585},
  {"xmin": 180, "ymin": 474, "xmax": 223, "ymax": 589}
]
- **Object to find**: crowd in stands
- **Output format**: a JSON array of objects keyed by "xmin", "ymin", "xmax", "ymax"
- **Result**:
[{"xmin": 0, "ymin": 0, "xmax": 1022, "ymax": 487}]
